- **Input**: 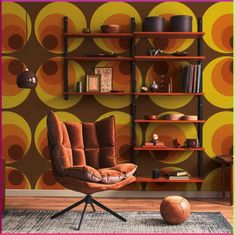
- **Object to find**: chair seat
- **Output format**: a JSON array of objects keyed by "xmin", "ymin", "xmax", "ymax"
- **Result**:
[{"xmin": 57, "ymin": 175, "xmax": 136, "ymax": 195}]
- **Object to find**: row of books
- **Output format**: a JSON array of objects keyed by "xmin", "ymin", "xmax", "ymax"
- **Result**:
[
  {"xmin": 167, "ymin": 170, "xmax": 189, "ymax": 180},
  {"xmin": 182, "ymin": 64, "xmax": 201, "ymax": 93}
]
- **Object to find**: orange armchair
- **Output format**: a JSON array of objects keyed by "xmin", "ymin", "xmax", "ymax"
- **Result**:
[{"xmin": 47, "ymin": 111, "xmax": 137, "ymax": 230}]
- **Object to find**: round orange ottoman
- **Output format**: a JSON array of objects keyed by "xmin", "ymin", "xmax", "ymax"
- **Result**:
[{"xmin": 160, "ymin": 196, "xmax": 191, "ymax": 225}]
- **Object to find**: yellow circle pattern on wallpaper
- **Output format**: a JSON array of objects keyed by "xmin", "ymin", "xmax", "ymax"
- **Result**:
[
  {"xmin": 203, "ymin": 56, "xmax": 232, "ymax": 109},
  {"xmin": 2, "ymin": 56, "xmax": 30, "ymax": 108},
  {"xmin": 203, "ymin": 111, "xmax": 232, "ymax": 160},
  {"xmin": 35, "ymin": 112, "xmax": 81, "ymax": 161},
  {"xmin": 203, "ymin": 2, "xmax": 232, "ymax": 53},
  {"xmin": 146, "ymin": 167, "xmax": 197, "ymax": 191},
  {"xmin": 35, "ymin": 169, "xmax": 64, "ymax": 189},
  {"xmin": 2, "ymin": 2, "xmax": 32, "ymax": 53},
  {"xmin": 147, "ymin": 2, "xmax": 196, "ymax": 53},
  {"xmin": 90, "ymin": 2, "xmax": 142, "ymax": 53},
  {"xmin": 145, "ymin": 61, "xmax": 193, "ymax": 108},
  {"xmin": 145, "ymin": 113, "xmax": 197, "ymax": 164},
  {"xmin": 94, "ymin": 61, "xmax": 142, "ymax": 108},
  {"xmin": 6, "ymin": 167, "xmax": 31, "ymax": 189},
  {"xmin": 201, "ymin": 168, "xmax": 221, "ymax": 191},
  {"xmin": 97, "ymin": 111, "xmax": 142, "ymax": 163},
  {"xmin": 36, "ymin": 57, "xmax": 85, "ymax": 109},
  {"xmin": 3, "ymin": 112, "xmax": 31, "ymax": 164},
  {"xmin": 35, "ymin": 2, "xmax": 86, "ymax": 53}
]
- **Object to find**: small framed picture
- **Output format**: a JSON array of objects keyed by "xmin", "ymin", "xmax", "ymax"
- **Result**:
[
  {"xmin": 86, "ymin": 74, "xmax": 100, "ymax": 92},
  {"xmin": 94, "ymin": 67, "xmax": 113, "ymax": 92}
]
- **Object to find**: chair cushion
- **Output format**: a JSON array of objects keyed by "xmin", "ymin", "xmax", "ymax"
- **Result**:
[
  {"xmin": 65, "ymin": 165, "xmax": 101, "ymax": 183},
  {"xmin": 110, "ymin": 163, "xmax": 137, "ymax": 177},
  {"xmin": 98, "ymin": 168, "xmax": 125, "ymax": 184}
]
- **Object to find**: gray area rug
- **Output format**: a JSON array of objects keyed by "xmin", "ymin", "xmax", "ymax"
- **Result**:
[{"xmin": 2, "ymin": 209, "xmax": 232, "ymax": 233}]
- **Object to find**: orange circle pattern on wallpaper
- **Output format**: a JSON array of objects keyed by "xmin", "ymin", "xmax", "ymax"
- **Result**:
[
  {"xmin": 94, "ymin": 61, "xmax": 142, "ymax": 108},
  {"xmin": 145, "ymin": 61, "xmax": 193, "ymax": 109},
  {"xmin": 35, "ymin": 169, "xmax": 64, "ymax": 189},
  {"xmin": 5, "ymin": 167, "xmax": 31, "ymax": 189},
  {"xmin": 3, "ymin": 111, "xmax": 31, "ymax": 164},
  {"xmin": 36, "ymin": 57, "xmax": 85, "ymax": 109},
  {"xmin": 35, "ymin": 112, "xmax": 81, "ymax": 161},
  {"xmin": 97, "ymin": 111, "xmax": 142, "ymax": 163},
  {"xmin": 145, "ymin": 112, "xmax": 197, "ymax": 164},
  {"xmin": 90, "ymin": 2, "xmax": 142, "ymax": 53},
  {"xmin": 35, "ymin": 2, "xmax": 86, "ymax": 53},
  {"xmin": 203, "ymin": 2, "xmax": 233, "ymax": 53},
  {"xmin": 203, "ymin": 111, "xmax": 233, "ymax": 160},
  {"xmin": 146, "ymin": 167, "xmax": 197, "ymax": 191},
  {"xmin": 2, "ymin": 2, "xmax": 32, "ymax": 53},
  {"xmin": 203, "ymin": 56, "xmax": 232, "ymax": 109},
  {"xmin": 2, "ymin": 56, "xmax": 30, "ymax": 109},
  {"xmin": 147, "ymin": 2, "xmax": 197, "ymax": 53}
]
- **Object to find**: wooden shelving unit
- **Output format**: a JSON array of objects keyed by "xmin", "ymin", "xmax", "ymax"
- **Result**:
[
  {"xmin": 64, "ymin": 92, "xmax": 132, "ymax": 96},
  {"xmin": 134, "ymin": 56, "xmax": 205, "ymax": 61},
  {"xmin": 134, "ymin": 147, "xmax": 205, "ymax": 151},
  {"xmin": 133, "ymin": 32, "xmax": 205, "ymax": 38},
  {"xmin": 62, "ymin": 16, "xmax": 205, "ymax": 186},
  {"xmin": 135, "ymin": 176, "xmax": 204, "ymax": 183},
  {"xmin": 134, "ymin": 120, "xmax": 206, "ymax": 123}
]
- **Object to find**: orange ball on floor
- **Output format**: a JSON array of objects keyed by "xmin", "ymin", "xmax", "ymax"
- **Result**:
[{"xmin": 160, "ymin": 196, "xmax": 191, "ymax": 225}]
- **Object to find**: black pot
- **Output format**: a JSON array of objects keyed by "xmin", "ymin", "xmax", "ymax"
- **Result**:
[
  {"xmin": 144, "ymin": 16, "xmax": 165, "ymax": 32},
  {"xmin": 170, "ymin": 15, "xmax": 192, "ymax": 32}
]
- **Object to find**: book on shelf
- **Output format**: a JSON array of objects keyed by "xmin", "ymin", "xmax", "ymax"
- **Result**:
[
  {"xmin": 182, "ymin": 64, "xmax": 201, "ymax": 93},
  {"xmin": 143, "ymin": 142, "xmax": 166, "ymax": 147},
  {"xmin": 168, "ymin": 170, "xmax": 188, "ymax": 176},
  {"xmin": 168, "ymin": 175, "xmax": 190, "ymax": 180}
]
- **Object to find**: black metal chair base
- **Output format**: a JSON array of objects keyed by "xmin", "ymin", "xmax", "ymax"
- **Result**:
[{"xmin": 51, "ymin": 195, "xmax": 126, "ymax": 230}]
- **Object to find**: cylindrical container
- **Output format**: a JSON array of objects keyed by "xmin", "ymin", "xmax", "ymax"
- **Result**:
[
  {"xmin": 76, "ymin": 81, "xmax": 83, "ymax": 93},
  {"xmin": 144, "ymin": 16, "xmax": 165, "ymax": 32},
  {"xmin": 152, "ymin": 169, "xmax": 160, "ymax": 179},
  {"xmin": 170, "ymin": 15, "xmax": 192, "ymax": 32}
]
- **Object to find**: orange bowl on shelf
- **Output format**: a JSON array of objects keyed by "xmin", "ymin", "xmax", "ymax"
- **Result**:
[
  {"xmin": 144, "ymin": 115, "xmax": 157, "ymax": 120},
  {"xmin": 100, "ymin": 25, "xmax": 120, "ymax": 33}
]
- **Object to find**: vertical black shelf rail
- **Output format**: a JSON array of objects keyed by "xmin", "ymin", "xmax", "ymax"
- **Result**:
[
  {"xmin": 197, "ymin": 17, "xmax": 203, "ymax": 178},
  {"xmin": 64, "ymin": 16, "xmax": 69, "ymax": 100},
  {"xmin": 130, "ymin": 17, "xmax": 136, "ymax": 164}
]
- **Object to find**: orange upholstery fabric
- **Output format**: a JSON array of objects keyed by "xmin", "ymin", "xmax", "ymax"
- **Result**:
[{"xmin": 47, "ymin": 111, "xmax": 137, "ymax": 193}]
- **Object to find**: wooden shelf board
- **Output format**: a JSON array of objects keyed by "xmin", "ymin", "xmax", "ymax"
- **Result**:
[
  {"xmin": 134, "ymin": 147, "xmax": 205, "ymax": 151},
  {"xmin": 135, "ymin": 176, "xmax": 204, "ymax": 183},
  {"xmin": 64, "ymin": 92, "xmax": 132, "ymax": 95},
  {"xmin": 135, "ymin": 120, "xmax": 205, "ymax": 123},
  {"xmin": 134, "ymin": 56, "xmax": 205, "ymax": 61},
  {"xmin": 133, "ymin": 32, "xmax": 204, "ymax": 38},
  {"xmin": 65, "ymin": 56, "xmax": 133, "ymax": 61},
  {"xmin": 64, "ymin": 33, "xmax": 133, "ymax": 38},
  {"xmin": 135, "ymin": 92, "xmax": 204, "ymax": 96}
]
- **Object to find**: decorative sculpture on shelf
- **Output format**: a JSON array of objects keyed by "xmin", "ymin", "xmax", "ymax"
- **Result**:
[{"xmin": 152, "ymin": 133, "xmax": 159, "ymax": 145}]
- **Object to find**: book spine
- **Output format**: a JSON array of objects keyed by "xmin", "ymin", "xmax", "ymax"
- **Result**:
[
  {"xmin": 196, "ymin": 64, "xmax": 202, "ymax": 93},
  {"xmin": 188, "ymin": 65, "xmax": 194, "ymax": 93},
  {"xmin": 185, "ymin": 66, "xmax": 190, "ymax": 92},
  {"xmin": 193, "ymin": 65, "xmax": 197, "ymax": 93}
]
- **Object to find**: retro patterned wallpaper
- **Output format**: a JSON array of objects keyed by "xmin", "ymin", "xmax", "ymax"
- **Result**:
[{"xmin": 2, "ymin": 2, "xmax": 233, "ymax": 191}]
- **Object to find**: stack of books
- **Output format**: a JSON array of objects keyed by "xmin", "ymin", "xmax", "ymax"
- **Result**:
[
  {"xmin": 182, "ymin": 64, "xmax": 201, "ymax": 93},
  {"xmin": 167, "ymin": 170, "xmax": 189, "ymax": 180}
]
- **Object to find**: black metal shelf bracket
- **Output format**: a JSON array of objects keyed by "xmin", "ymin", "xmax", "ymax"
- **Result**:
[
  {"xmin": 64, "ymin": 16, "xmax": 69, "ymax": 100},
  {"xmin": 197, "ymin": 17, "xmax": 203, "ymax": 178}
]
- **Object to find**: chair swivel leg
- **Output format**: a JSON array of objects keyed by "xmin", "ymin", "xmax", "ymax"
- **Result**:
[
  {"xmin": 92, "ymin": 198, "xmax": 126, "ymax": 222},
  {"xmin": 90, "ymin": 202, "xmax": 96, "ymax": 212},
  {"xmin": 78, "ymin": 202, "xmax": 88, "ymax": 230},
  {"xmin": 51, "ymin": 198, "xmax": 85, "ymax": 219}
]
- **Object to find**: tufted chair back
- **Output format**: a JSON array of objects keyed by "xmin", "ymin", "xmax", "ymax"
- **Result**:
[{"xmin": 47, "ymin": 111, "xmax": 117, "ymax": 177}]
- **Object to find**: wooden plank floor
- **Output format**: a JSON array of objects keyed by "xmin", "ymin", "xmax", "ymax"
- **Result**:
[{"xmin": 5, "ymin": 197, "xmax": 233, "ymax": 226}]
